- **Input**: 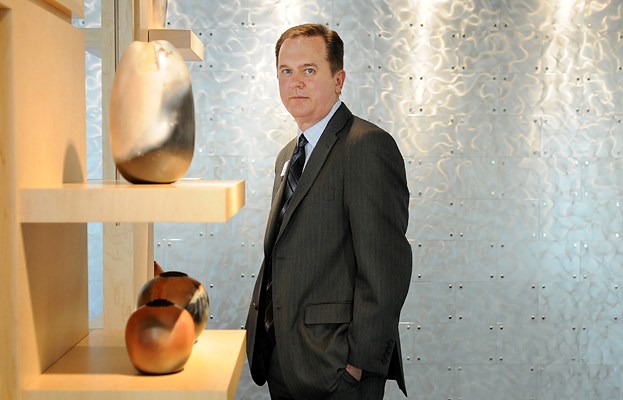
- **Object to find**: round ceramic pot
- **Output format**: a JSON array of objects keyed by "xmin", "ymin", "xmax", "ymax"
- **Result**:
[
  {"xmin": 125, "ymin": 299, "xmax": 196, "ymax": 375},
  {"xmin": 109, "ymin": 40, "xmax": 195, "ymax": 184},
  {"xmin": 137, "ymin": 270, "xmax": 209, "ymax": 339}
]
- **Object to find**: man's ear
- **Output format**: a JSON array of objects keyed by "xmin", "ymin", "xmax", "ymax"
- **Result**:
[{"xmin": 335, "ymin": 70, "xmax": 346, "ymax": 94}]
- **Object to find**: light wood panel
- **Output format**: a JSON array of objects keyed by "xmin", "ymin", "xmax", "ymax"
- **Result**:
[
  {"xmin": 101, "ymin": 222, "xmax": 153, "ymax": 330},
  {"xmin": 20, "ymin": 180, "xmax": 246, "ymax": 223},
  {"xmin": 101, "ymin": 0, "xmax": 149, "ymax": 333},
  {"xmin": 24, "ymin": 329, "xmax": 247, "ymax": 400},
  {"xmin": 11, "ymin": 0, "xmax": 88, "ymax": 373},
  {"xmin": 0, "ymin": 6, "xmax": 17, "ymax": 400},
  {"xmin": 0, "ymin": 1, "xmax": 87, "ymax": 399},
  {"xmin": 21, "ymin": 223, "xmax": 89, "ymax": 371}
]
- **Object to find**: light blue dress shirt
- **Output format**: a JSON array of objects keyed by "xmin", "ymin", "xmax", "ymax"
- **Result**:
[{"xmin": 297, "ymin": 100, "xmax": 342, "ymax": 170}]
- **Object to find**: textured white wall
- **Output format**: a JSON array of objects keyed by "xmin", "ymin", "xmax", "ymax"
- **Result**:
[{"xmin": 80, "ymin": 0, "xmax": 623, "ymax": 399}]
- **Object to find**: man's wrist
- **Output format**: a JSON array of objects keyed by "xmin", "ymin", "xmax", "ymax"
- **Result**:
[{"xmin": 345, "ymin": 364, "xmax": 362, "ymax": 381}]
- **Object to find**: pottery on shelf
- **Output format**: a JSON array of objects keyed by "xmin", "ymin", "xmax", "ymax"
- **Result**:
[
  {"xmin": 109, "ymin": 40, "xmax": 195, "ymax": 184},
  {"xmin": 137, "ymin": 269, "xmax": 209, "ymax": 339},
  {"xmin": 154, "ymin": 260, "xmax": 165, "ymax": 276},
  {"xmin": 125, "ymin": 299, "xmax": 196, "ymax": 375}
]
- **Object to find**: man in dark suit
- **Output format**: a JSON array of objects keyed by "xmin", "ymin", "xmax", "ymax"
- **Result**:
[{"xmin": 245, "ymin": 23, "xmax": 412, "ymax": 400}]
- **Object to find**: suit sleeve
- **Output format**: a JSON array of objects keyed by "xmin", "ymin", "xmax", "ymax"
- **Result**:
[{"xmin": 344, "ymin": 124, "xmax": 412, "ymax": 375}]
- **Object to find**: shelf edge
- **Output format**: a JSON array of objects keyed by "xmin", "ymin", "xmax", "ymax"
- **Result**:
[{"xmin": 19, "ymin": 180, "xmax": 245, "ymax": 223}]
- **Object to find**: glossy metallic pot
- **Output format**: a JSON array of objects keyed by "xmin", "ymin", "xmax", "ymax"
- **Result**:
[
  {"xmin": 125, "ymin": 299, "xmax": 195, "ymax": 374},
  {"xmin": 137, "ymin": 270, "xmax": 209, "ymax": 339}
]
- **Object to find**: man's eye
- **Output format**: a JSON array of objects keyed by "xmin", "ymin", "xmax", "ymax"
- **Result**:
[
  {"xmin": 281, "ymin": 69, "xmax": 292, "ymax": 76},
  {"xmin": 304, "ymin": 68, "xmax": 315, "ymax": 75}
]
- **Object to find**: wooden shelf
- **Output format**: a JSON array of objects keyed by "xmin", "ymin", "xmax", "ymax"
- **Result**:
[
  {"xmin": 42, "ymin": 0, "xmax": 84, "ymax": 18},
  {"xmin": 148, "ymin": 29, "xmax": 205, "ymax": 61},
  {"xmin": 85, "ymin": 28, "xmax": 204, "ymax": 61},
  {"xmin": 24, "ymin": 329, "xmax": 246, "ymax": 400},
  {"xmin": 19, "ymin": 179, "xmax": 245, "ymax": 223}
]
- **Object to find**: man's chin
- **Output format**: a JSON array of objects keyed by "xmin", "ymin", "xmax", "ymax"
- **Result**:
[{"xmin": 287, "ymin": 106, "xmax": 311, "ymax": 120}]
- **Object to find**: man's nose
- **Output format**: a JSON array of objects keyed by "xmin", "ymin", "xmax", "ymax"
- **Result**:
[{"xmin": 289, "ymin": 73, "xmax": 304, "ymax": 88}]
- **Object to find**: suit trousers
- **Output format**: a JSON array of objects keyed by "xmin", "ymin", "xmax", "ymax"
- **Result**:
[{"xmin": 267, "ymin": 345, "xmax": 387, "ymax": 400}]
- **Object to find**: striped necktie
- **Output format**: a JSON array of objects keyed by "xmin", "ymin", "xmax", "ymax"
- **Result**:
[{"xmin": 279, "ymin": 134, "xmax": 308, "ymax": 219}]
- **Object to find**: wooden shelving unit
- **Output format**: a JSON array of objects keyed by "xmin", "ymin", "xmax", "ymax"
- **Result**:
[
  {"xmin": 15, "ymin": 175, "xmax": 246, "ymax": 400},
  {"xmin": 1, "ymin": 1, "xmax": 245, "ymax": 399}
]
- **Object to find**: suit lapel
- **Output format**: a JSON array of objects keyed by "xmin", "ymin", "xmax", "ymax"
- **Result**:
[
  {"xmin": 264, "ymin": 140, "xmax": 296, "ymax": 253},
  {"xmin": 277, "ymin": 104, "xmax": 353, "ymax": 236}
]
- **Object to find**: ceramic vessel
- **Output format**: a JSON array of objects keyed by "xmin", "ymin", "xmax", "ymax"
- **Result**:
[
  {"xmin": 137, "ymin": 270, "xmax": 209, "ymax": 339},
  {"xmin": 109, "ymin": 40, "xmax": 195, "ymax": 183},
  {"xmin": 125, "ymin": 299, "xmax": 196, "ymax": 374}
]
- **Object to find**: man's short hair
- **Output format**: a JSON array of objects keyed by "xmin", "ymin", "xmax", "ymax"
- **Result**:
[{"xmin": 275, "ymin": 23, "xmax": 344, "ymax": 75}]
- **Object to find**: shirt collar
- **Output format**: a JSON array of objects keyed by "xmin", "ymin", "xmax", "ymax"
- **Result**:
[{"xmin": 298, "ymin": 100, "xmax": 342, "ymax": 147}]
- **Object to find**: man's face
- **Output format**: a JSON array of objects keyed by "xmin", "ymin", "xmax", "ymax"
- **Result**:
[{"xmin": 277, "ymin": 35, "xmax": 345, "ymax": 131}]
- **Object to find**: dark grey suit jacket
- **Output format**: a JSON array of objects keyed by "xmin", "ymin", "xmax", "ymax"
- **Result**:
[{"xmin": 246, "ymin": 103, "xmax": 412, "ymax": 399}]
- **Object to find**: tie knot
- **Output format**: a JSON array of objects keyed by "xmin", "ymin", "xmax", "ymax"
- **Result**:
[{"xmin": 297, "ymin": 134, "xmax": 308, "ymax": 148}]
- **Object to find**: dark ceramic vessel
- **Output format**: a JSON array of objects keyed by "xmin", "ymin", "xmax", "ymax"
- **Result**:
[{"xmin": 137, "ymin": 270, "xmax": 209, "ymax": 339}]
